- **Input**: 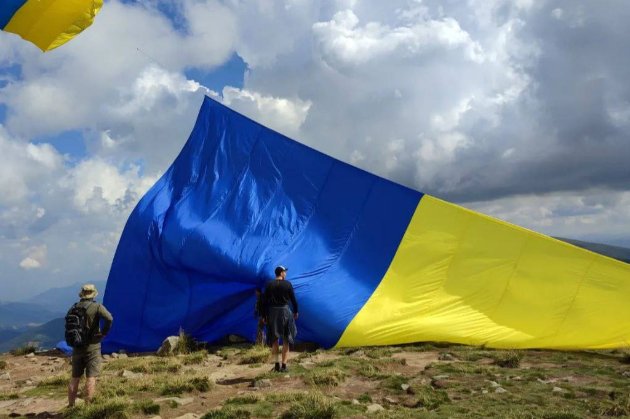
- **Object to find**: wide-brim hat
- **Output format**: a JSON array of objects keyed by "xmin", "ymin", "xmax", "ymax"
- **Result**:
[{"xmin": 79, "ymin": 283, "xmax": 98, "ymax": 299}]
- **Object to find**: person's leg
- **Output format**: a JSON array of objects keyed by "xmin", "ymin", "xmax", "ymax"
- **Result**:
[
  {"xmin": 69, "ymin": 352, "xmax": 85, "ymax": 407},
  {"xmin": 68, "ymin": 377, "xmax": 81, "ymax": 407},
  {"xmin": 85, "ymin": 377, "xmax": 97, "ymax": 402},
  {"xmin": 84, "ymin": 350, "xmax": 102, "ymax": 403},
  {"xmin": 271, "ymin": 339, "xmax": 280, "ymax": 371},
  {"xmin": 281, "ymin": 339, "xmax": 290, "ymax": 371}
]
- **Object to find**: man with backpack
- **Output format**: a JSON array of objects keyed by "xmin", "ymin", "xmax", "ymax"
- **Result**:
[
  {"xmin": 65, "ymin": 284, "xmax": 113, "ymax": 406},
  {"xmin": 261, "ymin": 266, "xmax": 298, "ymax": 372}
]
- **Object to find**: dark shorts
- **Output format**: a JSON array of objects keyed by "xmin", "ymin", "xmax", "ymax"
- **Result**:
[
  {"xmin": 72, "ymin": 348, "xmax": 102, "ymax": 378},
  {"xmin": 266, "ymin": 306, "xmax": 297, "ymax": 345}
]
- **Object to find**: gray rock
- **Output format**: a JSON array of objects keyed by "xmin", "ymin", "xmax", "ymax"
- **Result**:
[
  {"xmin": 252, "ymin": 379, "xmax": 272, "ymax": 388},
  {"xmin": 552, "ymin": 387, "xmax": 566, "ymax": 393},
  {"xmin": 174, "ymin": 414, "xmax": 200, "ymax": 419},
  {"xmin": 488, "ymin": 380, "xmax": 500, "ymax": 387},
  {"xmin": 352, "ymin": 399, "xmax": 360, "ymax": 405},
  {"xmin": 0, "ymin": 372, "xmax": 10, "ymax": 380},
  {"xmin": 400, "ymin": 383, "xmax": 410, "ymax": 392},
  {"xmin": 367, "ymin": 404, "xmax": 385, "ymax": 413},
  {"xmin": 383, "ymin": 397, "xmax": 398, "ymax": 404},
  {"xmin": 433, "ymin": 374, "xmax": 449, "ymax": 380},
  {"xmin": 117, "ymin": 353, "xmax": 128, "ymax": 359},
  {"xmin": 111, "ymin": 352, "xmax": 119, "ymax": 359},
  {"xmin": 25, "ymin": 353, "xmax": 35, "ymax": 358},
  {"xmin": 157, "ymin": 336, "xmax": 180, "ymax": 356},
  {"xmin": 119, "ymin": 370, "xmax": 142, "ymax": 379},
  {"xmin": 495, "ymin": 387, "xmax": 507, "ymax": 393}
]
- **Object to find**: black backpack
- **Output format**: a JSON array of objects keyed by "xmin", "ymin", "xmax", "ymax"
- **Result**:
[{"xmin": 65, "ymin": 302, "xmax": 95, "ymax": 348}]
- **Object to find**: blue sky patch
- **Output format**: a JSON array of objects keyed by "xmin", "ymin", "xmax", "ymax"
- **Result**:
[{"xmin": 185, "ymin": 53, "xmax": 247, "ymax": 93}]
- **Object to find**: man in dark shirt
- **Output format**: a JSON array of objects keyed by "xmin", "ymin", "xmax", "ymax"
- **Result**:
[
  {"xmin": 67, "ymin": 284, "xmax": 113, "ymax": 406},
  {"xmin": 261, "ymin": 265, "xmax": 298, "ymax": 372}
]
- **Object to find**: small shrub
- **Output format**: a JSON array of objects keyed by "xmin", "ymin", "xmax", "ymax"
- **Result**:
[
  {"xmin": 182, "ymin": 351, "xmax": 207, "ymax": 365},
  {"xmin": 365, "ymin": 347, "xmax": 394, "ymax": 359},
  {"xmin": 619, "ymin": 352, "xmax": 630, "ymax": 365},
  {"xmin": 38, "ymin": 375, "xmax": 68, "ymax": 388},
  {"xmin": 160, "ymin": 376, "xmax": 211, "ymax": 395},
  {"xmin": 415, "ymin": 386, "xmax": 449, "ymax": 410},
  {"xmin": 239, "ymin": 346, "xmax": 270, "ymax": 365},
  {"xmin": 542, "ymin": 412, "xmax": 583, "ymax": 419},
  {"xmin": 307, "ymin": 368, "xmax": 347, "ymax": 386},
  {"xmin": 0, "ymin": 360, "xmax": 6, "ymax": 370},
  {"xmin": 174, "ymin": 328, "xmax": 201, "ymax": 355},
  {"xmin": 202, "ymin": 407, "xmax": 252, "ymax": 419},
  {"xmin": 492, "ymin": 351, "xmax": 522, "ymax": 368},
  {"xmin": 226, "ymin": 394, "xmax": 260, "ymax": 405},
  {"xmin": 281, "ymin": 393, "xmax": 335, "ymax": 419},
  {"xmin": 65, "ymin": 397, "xmax": 130, "ymax": 419},
  {"xmin": 380, "ymin": 374, "xmax": 408, "ymax": 391},
  {"xmin": 10, "ymin": 344, "xmax": 38, "ymax": 356},
  {"xmin": 134, "ymin": 400, "xmax": 160, "ymax": 415},
  {"xmin": 357, "ymin": 393, "xmax": 372, "ymax": 403}
]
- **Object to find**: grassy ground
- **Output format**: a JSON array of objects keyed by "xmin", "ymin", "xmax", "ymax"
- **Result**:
[{"xmin": 1, "ymin": 344, "xmax": 629, "ymax": 418}]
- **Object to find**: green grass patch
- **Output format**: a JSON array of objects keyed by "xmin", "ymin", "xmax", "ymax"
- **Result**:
[
  {"xmin": 64, "ymin": 397, "xmax": 130, "ymax": 419},
  {"xmin": 182, "ymin": 351, "xmax": 207, "ymax": 365},
  {"xmin": 306, "ymin": 367, "xmax": 347, "ymax": 386},
  {"xmin": 492, "ymin": 351, "xmax": 522, "ymax": 368},
  {"xmin": 365, "ymin": 347, "xmax": 396, "ymax": 359},
  {"xmin": 202, "ymin": 406, "xmax": 252, "ymax": 418},
  {"xmin": 159, "ymin": 376, "xmax": 212, "ymax": 395},
  {"xmin": 239, "ymin": 345, "xmax": 270, "ymax": 365},
  {"xmin": 133, "ymin": 399, "xmax": 160, "ymax": 415},
  {"xmin": 226, "ymin": 394, "xmax": 261, "ymax": 405},
  {"xmin": 37, "ymin": 374, "xmax": 68, "ymax": 388},
  {"xmin": 106, "ymin": 356, "xmax": 182, "ymax": 374},
  {"xmin": 357, "ymin": 393, "xmax": 372, "ymax": 403},
  {"xmin": 280, "ymin": 393, "xmax": 336, "ymax": 419},
  {"xmin": 0, "ymin": 393, "xmax": 19, "ymax": 401},
  {"xmin": 380, "ymin": 374, "xmax": 409, "ymax": 391},
  {"xmin": 414, "ymin": 386, "xmax": 450, "ymax": 410}
]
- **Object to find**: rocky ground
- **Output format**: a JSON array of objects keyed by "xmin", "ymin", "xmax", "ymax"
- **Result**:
[{"xmin": 1, "ymin": 343, "xmax": 629, "ymax": 418}]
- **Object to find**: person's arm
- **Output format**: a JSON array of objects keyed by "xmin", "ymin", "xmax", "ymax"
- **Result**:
[
  {"xmin": 98, "ymin": 304, "xmax": 114, "ymax": 336},
  {"xmin": 289, "ymin": 283, "xmax": 298, "ymax": 318},
  {"xmin": 261, "ymin": 287, "xmax": 269, "ymax": 323}
]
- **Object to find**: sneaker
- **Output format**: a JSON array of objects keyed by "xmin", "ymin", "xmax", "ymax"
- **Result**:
[
  {"xmin": 280, "ymin": 365, "xmax": 288, "ymax": 373},
  {"xmin": 273, "ymin": 363, "xmax": 280, "ymax": 372}
]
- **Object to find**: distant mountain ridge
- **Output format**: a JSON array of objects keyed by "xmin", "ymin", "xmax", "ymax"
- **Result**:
[
  {"xmin": 26, "ymin": 280, "xmax": 107, "ymax": 313},
  {"xmin": 0, "ymin": 318, "xmax": 64, "ymax": 353},
  {"xmin": 556, "ymin": 238, "xmax": 630, "ymax": 263}
]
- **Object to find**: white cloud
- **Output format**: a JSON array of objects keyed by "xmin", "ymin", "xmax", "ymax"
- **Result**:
[
  {"xmin": 19, "ymin": 244, "xmax": 47, "ymax": 270},
  {"xmin": 222, "ymin": 87, "xmax": 312, "ymax": 137}
]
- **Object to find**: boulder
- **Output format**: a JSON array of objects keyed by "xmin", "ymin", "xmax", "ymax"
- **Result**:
[{"xmin": 157, "ymin": 336, "xmax": 180, "ymax": 356}]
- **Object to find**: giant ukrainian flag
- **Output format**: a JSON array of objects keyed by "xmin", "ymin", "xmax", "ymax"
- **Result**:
[
  {"xmin": 0, "ymin": 0, "xmax": 102, "ymax": 51},
  {"xmin": 103, "ymin": 96, "xmax": 630, "ymax": 353}
]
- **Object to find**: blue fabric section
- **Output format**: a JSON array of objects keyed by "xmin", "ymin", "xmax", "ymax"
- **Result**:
[
  {"xmin": 103, "ymin": 96, "xmax": 422, "ymax": 352},
  {"xmin": 0, "ymin": 0, "xmax": 27, "ymax": 29}
]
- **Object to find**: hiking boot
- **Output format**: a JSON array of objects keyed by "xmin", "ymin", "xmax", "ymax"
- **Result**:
[
  {"xmin": 274, "ymin": 363, "xmax": 280, "ymax": 372},
  {"xmin": 280, "ymin": 364, "xmax": 288, "ymax": 373}
]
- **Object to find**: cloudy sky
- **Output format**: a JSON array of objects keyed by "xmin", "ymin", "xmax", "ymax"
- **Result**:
[{"xmin": 1, "ymin": 0, "xmax": 629, "ymax": 300}]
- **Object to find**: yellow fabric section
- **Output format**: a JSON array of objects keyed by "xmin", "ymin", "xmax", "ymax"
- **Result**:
[
  {"xmin": 5, "ymin": 0, "xmax": 102, "ymax": 51},
  {"xmin": 337, "ymin": 195, "xmax": 630, "ymax": 349}
]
